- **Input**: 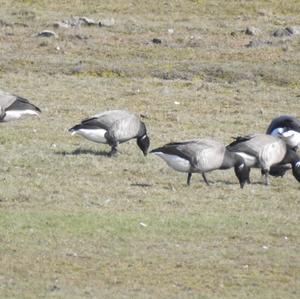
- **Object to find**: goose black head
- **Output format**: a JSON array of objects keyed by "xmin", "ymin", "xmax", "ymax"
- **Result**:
[
  {"xmin": 234, "ymin": 158, "xmax": 250, "ymax": 189},
  {"xmin": 269, "ymin": 164, "xmax": 291, "ymax": 177},
  {"xmin": 137, "ymin": 121, "xmax": 150, "ymax": 156},
  {"xmin": 137, "ymin": 134, "xmax": 150, "ymax": 156}
]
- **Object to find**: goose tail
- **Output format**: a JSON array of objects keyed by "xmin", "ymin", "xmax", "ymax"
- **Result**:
[{"xmin": 69, "ymin": 124, "xmax": 83, "ymax": 134}]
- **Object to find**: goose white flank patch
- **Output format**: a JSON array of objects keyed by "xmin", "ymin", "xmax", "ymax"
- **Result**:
[
  {"xmin": 153, "ymin": 152, "xmax": 191, "ymax": 172},
  {"xmin": 0, "ymin": 89, "xmax": 41, "ymax": 122},
  {"xmin": 232, "ymin": 152, "xmax": 257, "ymax": 167},
  {"xmin": 69, "ymin": 110, "xmax": 150, "ymax": 156},
  {"xmin": 151, "ymin": 138, "xmax": 250, "ymax": 188},
  {"xmin": 71, "ymin": 128, "xmax": 107, "ymax": 144},
  {"xmin": 227, "ymin": 134, "xmax": 300, "ymax": 185}
]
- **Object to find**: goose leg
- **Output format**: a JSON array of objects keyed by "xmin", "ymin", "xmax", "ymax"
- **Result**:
[
  {"xmin": 264, "ymin": 172, "xmax": 269, "ymax": 186},
  {"xmin": 261, "ymin": 169, "xmax": 269, "ymax": 186},
  {"xmin": 202, "ymin": 173, "xmax": 209, "ymax": 186},
  {"xmin": 106, "ymin": 133, "xmax": 118, "ymax": 157},
  {"xmin": 187, "ymin": 172, "xmax": 192, "ymax": 185},
  {"xmin": 108, "ymin": 145, "xmax": 118, "ymax": 157},
  {"xmin": 247, "ymin": 169, "xmax": 251, "ymax": 184}
]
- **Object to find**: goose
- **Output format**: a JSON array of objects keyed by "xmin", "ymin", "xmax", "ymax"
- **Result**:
[
  {"xmin": 0, "ymin": 90, "xmax": 41, "ymax": 122},
  {"xmin": 69, "ymin": 110, "xmax": 150, "ymax": 156},
  {"xmin": 150, "ymin": 138, "xmax": 250, "ymax": 188},
  {"xmin": 266, "ymin": 115, "xmax": 300, "ymax": 150},
  {"xmin": 227, "ymin": 134, "xmax": 300, "ymax": 185}
]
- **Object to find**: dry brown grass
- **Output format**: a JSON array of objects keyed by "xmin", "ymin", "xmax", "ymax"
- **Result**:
[{"xmin": 0, "ymin": 0, "xmax": 299, "ymax": 298}]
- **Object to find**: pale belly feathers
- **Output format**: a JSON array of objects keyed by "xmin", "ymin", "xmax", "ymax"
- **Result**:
[
  {"xmin": 112, "ymin": 116, "xmax": 139, "ymax": 142},
  {"xmin": 195, "ymin": 147, "xmax": 223, "ymax": 172},
  {"xmin": 259, "ymin": 142, "xmax": 285, "ymax": 169}
]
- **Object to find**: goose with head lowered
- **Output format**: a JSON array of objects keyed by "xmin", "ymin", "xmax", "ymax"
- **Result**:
[
  {"xmin": 69, "ymin": 110, "xmax": 150, "ymax": 156},
  {"xmin": 227, "ymin": 134, "xmax": 300, "ymax": 185},
  {"xmin": 150, "ymin": 138, "xmax": 250, "ymax": 188},
  {"xmin": 266, "ymin": 115, "xmax": 300, "ymax": 150},
  {"xmin": 0, "ymin": 90, "xmax": 41, "ymax": 122}
]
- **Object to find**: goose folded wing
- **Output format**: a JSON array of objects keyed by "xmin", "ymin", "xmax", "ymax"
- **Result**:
[
  {"xmin": 7, "ymin": 96, "xmax": 41, "ymax": 112},
  {"xmin": 226, "ymin": 135, "xmax": 260, "ymax": 156},
  {"xmin": 166, "ymin": 140, "xmax": 212, "ymax": 165},
  {"xmin": 80, "ymin": 117, "xmax": 110, "ymax": 130},
  {"xmin": 152, "ymin": 142, "xmax": 195, "ymax": 164}
]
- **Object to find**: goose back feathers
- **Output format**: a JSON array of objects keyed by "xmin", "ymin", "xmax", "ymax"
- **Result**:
[
  {"xmin": 69, "ymin": 110, "xmax": 150, "ymax": 156},
  {"xmin": 0, "ymin": 90, "xmax": 41, "ymax": 122}
]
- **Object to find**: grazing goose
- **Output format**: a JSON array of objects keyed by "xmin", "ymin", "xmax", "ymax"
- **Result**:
[
  {"xmin": 69, "ymin": 110, "xmax": 150, "ymax": 156},
  {"xmin": 266, "ymin": 115, "xmax": 300, "ymax": 150},
  {"xmin": 227, "ymin": 134, "xmax": 300, "ymax": 185},
  {"xmin": 150, "ymin": 138, "xmax": 250, "ymax": 188},
  {"xmin": 0, "ymin": 90, "xmax": 41, "ymax": 122}
]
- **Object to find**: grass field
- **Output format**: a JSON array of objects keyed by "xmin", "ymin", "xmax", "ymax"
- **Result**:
[{"xmin": 0, "ymin": 0, "xmax": 299, "ymax": 298}]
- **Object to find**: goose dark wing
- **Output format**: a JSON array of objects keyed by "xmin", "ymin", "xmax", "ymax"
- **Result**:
[
  {"xmin": 151, "ymin": 142, "xmax": 194, "ymax": 163},
  {"xmin": 79, "ymin": 117, "xmax": 110, "ymax": 130},
  {"xmin": 6, "ymin": 96, "xmax": 41, "ymax": 112},
  {"xmin": 151, "ymin": 139, "xmax": 216, "ymax": 166}
]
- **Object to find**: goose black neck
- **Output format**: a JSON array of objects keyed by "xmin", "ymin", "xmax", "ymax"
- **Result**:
[{"xmin": 137, "ymin": 121, "xmax": 147, "ymax": 138}]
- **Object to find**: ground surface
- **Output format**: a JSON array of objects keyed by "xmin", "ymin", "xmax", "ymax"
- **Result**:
[{"xmin": 0, "ymin": 0, "xmax": 299, "ymax": 298}]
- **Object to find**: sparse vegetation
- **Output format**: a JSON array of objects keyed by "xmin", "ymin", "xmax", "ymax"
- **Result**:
[{"xmin": 0, "ymin": 0, "xmax": 299, "ymax": 298}]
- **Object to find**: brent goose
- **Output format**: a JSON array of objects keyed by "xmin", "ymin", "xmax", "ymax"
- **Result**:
[
  {"xmin": 69, "ymin": 110, "xmax": 150, "ymax": 156},
  {"xmin": 151, "ymin": 138, "xmax": 249, "ymax": 188}
]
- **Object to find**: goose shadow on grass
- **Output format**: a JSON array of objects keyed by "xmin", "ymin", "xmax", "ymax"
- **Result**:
[
  {"xmin": 214, "ymin": 179, "xmax": 266, "ymax": 186},
  {"xmin": 178, "ymin": 177, "xmax": 239, "ymax": 187},
  {"xmin": 54, "ymin": 148, "xmax": 110, "ymax": 157},
  {"xmin": 182, "ymin": 179, "xmax": 255, "ymax": 187},
  {"xmin": 130, "ymin": 183, "xmax": 153, "ymax": 188}
]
